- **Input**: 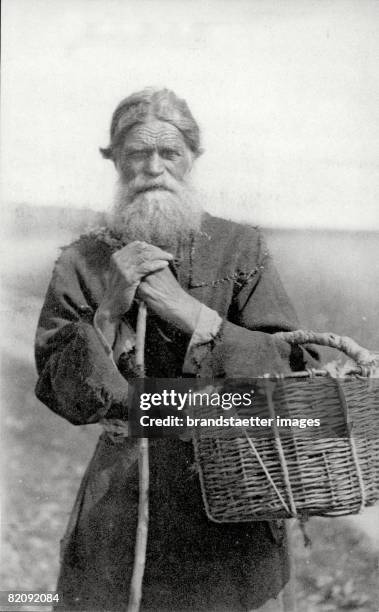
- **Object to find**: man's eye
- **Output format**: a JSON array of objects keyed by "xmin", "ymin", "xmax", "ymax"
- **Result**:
[
  {"xmin": 126, "ymin": 151, "xmax": 145, "ymax": 159},
  {"xmin": 121, "ymin": 150, "xmax": 146, "ymax": 162},
  {"xmin": 161, "ymin": 149, "xmax": 180, "ymax": 160}
]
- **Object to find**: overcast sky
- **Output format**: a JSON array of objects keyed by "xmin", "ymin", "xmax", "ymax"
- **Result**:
[{"xmin": 2, "ymin": 0, "xmax": 379, "ymax": 229}]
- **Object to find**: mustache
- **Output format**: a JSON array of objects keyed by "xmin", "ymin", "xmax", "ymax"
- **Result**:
[
  {"xmin": 136, "ymin": 184, "xmax": 174, "ymax": 195},
  {"xmin": 124, "ymin": 176, "xmax": 180, "ymax": 199}
]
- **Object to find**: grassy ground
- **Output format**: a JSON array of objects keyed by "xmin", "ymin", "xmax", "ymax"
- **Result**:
[{"xmin": 1, "ymin": 219, "xmax": 378, "ymax": 611}]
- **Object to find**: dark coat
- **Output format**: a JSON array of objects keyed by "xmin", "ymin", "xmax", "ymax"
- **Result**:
[{"xmin": 35, "ymin": 213, "xmax": 310, "ymax": 611}]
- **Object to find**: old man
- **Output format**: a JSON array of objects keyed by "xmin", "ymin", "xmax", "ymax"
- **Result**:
[{"xmin": 35, "ymin": 88, "xmax": 311, "ymax": 611}]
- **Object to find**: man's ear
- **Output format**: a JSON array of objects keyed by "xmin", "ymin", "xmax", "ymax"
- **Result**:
[
  {"xmin": 99, "ymin": 147, "xmax": 122, "ymax": 174},
  {"xmin": 99, "ymin": 146, "xmax": 113, "ymax": 160}
]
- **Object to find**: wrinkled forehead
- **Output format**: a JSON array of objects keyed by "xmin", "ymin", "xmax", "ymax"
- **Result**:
[{"xmin": 121, "ymin": 120, "xmax": 188, "ymax": 151}]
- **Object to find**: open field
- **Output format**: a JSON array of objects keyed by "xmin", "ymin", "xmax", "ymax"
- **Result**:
[{"xmin": 1, "ymin": 206, "xmax": 378, "ymax": 611}]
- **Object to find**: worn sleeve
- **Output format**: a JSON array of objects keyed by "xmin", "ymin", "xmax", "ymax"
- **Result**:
[
  {"xmin": 34, "ymin": 245, "xmax": 129, "ymax": 425},
  {"xmin": 189, "ymin": 230, "xmax": 315, "ymax": 378}
]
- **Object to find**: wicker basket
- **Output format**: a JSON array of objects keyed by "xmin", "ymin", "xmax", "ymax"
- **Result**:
[{"xmin": 191, "ymin": 331, "xmax": 379, "ymax": 522}]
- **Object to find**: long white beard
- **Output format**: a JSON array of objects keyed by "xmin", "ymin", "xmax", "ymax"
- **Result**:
[{"xmin": 109, "ymin": 176, "xmax": 204, "ymax": 250}]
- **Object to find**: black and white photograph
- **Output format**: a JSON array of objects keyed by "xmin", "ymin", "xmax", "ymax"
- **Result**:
[{"xmin": 1, "ymin": 1, "xmax": 379, "ymax": 611}]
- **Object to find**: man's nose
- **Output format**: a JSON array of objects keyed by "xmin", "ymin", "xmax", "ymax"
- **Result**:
[{"xmin": 144, "ymin": 151, "xmax": 164, "ymax": 177}]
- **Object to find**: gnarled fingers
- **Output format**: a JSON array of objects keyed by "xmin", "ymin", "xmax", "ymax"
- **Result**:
[{"xmin": 139, "ymin": 260, "xmax": 170, "ymax": 276}]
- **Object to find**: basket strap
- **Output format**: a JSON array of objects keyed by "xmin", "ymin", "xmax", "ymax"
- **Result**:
[
  {"xmin": 263, "ymin": 379, "xmax": 298, "ymax": 517},
  {"xmin": 241, "ymin": 432, "xmax": 293, "ymax": 516},
  {"xmin": 334, "ymin": 379, "xmax": 367, "ymax": 512},
  {"xmin": 239, "ymin": 378, "xmax": 299, "ymax": 518}
]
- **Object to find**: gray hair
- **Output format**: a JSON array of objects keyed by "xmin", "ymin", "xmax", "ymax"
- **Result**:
[{"xmin": 100, "ymin": 87, "xmax": 203, "ymax": 161}]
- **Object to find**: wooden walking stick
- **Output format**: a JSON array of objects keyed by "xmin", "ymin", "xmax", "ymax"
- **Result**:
[{"xmin": 128, "ymin": 301, "xmax": 149, "ymax": 612}]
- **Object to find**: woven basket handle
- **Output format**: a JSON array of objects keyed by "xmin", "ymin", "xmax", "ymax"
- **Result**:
[{"xmin": 274, "ymin": 330, "xmax": 377, "ymax": 368}]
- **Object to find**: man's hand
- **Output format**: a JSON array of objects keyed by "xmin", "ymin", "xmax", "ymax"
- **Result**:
[
  {"xmin": 137, "ymin": 267, "xmax": 202, "ymax": 335},
  {"xmin": 98, "ymin": 241, "xmax": 173, "ymax": 322}
]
